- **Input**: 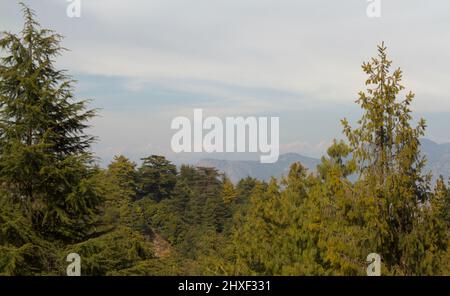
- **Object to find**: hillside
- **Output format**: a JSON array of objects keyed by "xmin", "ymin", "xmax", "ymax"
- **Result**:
[{"xmin": 197, "ymin": 139, "xmax": 450, "ymax": 183}]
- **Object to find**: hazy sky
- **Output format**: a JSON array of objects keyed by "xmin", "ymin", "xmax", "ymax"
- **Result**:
[{"xmin": 1, "ymin": 0, "xmax": 450, "ymax": 164}]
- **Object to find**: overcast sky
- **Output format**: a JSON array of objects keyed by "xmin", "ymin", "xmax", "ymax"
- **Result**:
[{"xmin": 1, "ymin": 0, "xmax": 450, "ymax": 164}]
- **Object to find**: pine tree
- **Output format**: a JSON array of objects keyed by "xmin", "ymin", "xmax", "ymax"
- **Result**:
[
  {"xmin": 306, "ymin": 140, "xmax": 364, "ymax": 275},
  {"xmin": 99, "ymin": 155, "xmax": 138, "ymax": 228},
  {"xmin": 0, "ymin": 4, "xmax": 100, "ymax": 242},
  {"xmin": 341, "ymin": 43, "xmax": 438, "ymax": 274},
  {"xmin": 106, "ymin": 155, "xmax": 138, "ymax": 197},
  {"xmin": 231, "ymin": 165, "xmax": 317, "ymax": 275},
  {"xmin": 138, "ymin": 155, "xmax": 177, "ymax": 202},
  {"xmin": 0, "ymin": 192, "xmax": 56, "ymax": 275},
  {"xmin": 402, "ymin": 177, "xmax": 449, "ymax": 275},
  {"xmin": 63, "ymin": 226, "xmax": 155, "ymax": 276},
  {"xmin": 221, "ymin": 176, "xmax": 237, "ymax": 204}
]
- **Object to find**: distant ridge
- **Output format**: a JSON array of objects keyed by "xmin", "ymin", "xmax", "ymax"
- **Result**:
[
  {"xmin": 196, "ymin": 139, "xmax": 450, "ymax": 183},
  {"xmin": 197, "ymin": 153, "xmax": 320, "ymax": 183},
  {"xmin": 421, "ymin": 138, "xmax": 450, "ymax": 183}
]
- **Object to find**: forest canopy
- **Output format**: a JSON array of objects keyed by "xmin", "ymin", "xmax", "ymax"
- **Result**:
[{"xmin": 0, "ymin": 4, "xmax": 448, "ymax": 276}]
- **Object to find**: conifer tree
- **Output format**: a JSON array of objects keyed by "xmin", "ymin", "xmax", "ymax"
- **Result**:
[
  {"xmin": 307, "ymin": 141, "xmax": 362, "ymax": 275},
  {"xmin": 0, "ymin": 4, "xmax": 100, "ymax": 242},
  {"xmin": 100, "ymin": 155, "xmax": 138, "ymax": 228},
  {"xmin": 138, "ymin": 155, "xmax": 177, "ymax": 201},
  {"xmin": 221, "ymin": 176, "xmax": 237, "ymax": 204},
  {"xmin": 231, "ymin": 166, "xmax": 316, "ymax": 275},
  {"xmin": 341, "ymin": 43, "xmax": 437, "ymax": 274},
  {"xmin": 403, "ymin": 177, "xmax": 449, "ymax": 275}
]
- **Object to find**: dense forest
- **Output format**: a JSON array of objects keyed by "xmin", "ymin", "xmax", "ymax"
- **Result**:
[{"xmin": 0, "ymin": 5, "xmax": 448, "ymax": 276}]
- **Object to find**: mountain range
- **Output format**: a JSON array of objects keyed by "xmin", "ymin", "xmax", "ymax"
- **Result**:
[{"xmin": 197, "ymin": 138, "xmax": 450, "ymax": 183}]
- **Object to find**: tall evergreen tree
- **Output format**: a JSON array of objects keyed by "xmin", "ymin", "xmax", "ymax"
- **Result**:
[
  {"xmin": 341, "ymin": 43, "xmax": 440, "ymax": 274},
  {"xmin": 0, "ymin": 3, "xmax": 100, "ymax": 242},
  {"xmin": 306, "ymin": 140, "xmax": 362, "ymax": 275},
  {"xmin": 230, "ymin": 166, "xmax": 317, "ymax": 275},
  {"xmin": 138, "ymin": 155, "xmax": 177, "ymax": 202}
]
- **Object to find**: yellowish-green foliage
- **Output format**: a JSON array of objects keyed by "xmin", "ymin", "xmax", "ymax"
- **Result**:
[
  {"xmin": 222, "ymin": 177, "xmax": 237, "ymax": 204},
  {"xmin": 307, "ymin": 140, "xmax": 369, "ymax": 275},
  {"xmin": 340, "ymin": 43, "xmax": 444, "ymax": 275},
  {"xmin": 0, "ymin": 4, "xmax": 448, "ymax": 276},
  {"xmin": 213, "ymin": 44, "xmax": 449, "ymax": 276},
  {"xmin": 62, "ymin": 226, "xmax": 154, "ymax": 276},
  {"xmin": 228, "ymin": 167, "xmax": 324, "ymax": 275}
]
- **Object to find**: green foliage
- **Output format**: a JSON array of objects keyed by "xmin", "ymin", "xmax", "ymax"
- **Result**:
[
  {"xmin": 138, "ymin": 155, "xmax": 177, "ymax": 202},
  {"xmin": 63, "ymin": 226, "xmax": 154, "ymax": 276},
  {"xmin": 307, "ymin": 141, "xmax": 367, "ymax": 275},
  {"xmin": 227, "ymin": 168, "xmax": 318, "ymax": 275},
  {"xmin": 209, "ymin": 43, "xmax": 449, "ymax": 276},
  {"xmin": 0, "ymin": 3, "xmax": 100, "ymax": 242},
  {"xmin": 340, "ymin": 43, "xmax": 442, "ymax": 275},
  {"xmin": 0, "ymin": 194, "xmax": 57, "ymax": 275},
  {"xmin": 98, "ymin": 155, "xmax": 139, "ymax": 228},
  {"xmin": 222, "ymin": 176, "xmax": 237, "ymax": 204},
  {"xmin": 142, "ymin": 165, "xmax": 231, "ymax": 260},
  {"xmin": 0, "ymin": 4, "xmax": 448, "ymax": 276}
]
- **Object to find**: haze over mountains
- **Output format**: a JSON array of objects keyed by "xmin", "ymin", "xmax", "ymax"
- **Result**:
[{"xmin": 197, "ymin": 139, "xmax": 450, "ymax": 183}]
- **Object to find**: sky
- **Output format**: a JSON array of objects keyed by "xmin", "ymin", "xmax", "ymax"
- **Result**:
[{"xmin": 1, "ymin": 0, "xmax": 450, "ymax": 165}]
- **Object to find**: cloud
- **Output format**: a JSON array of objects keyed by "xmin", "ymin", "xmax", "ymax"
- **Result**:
[
  {"xmin": 2, "ymin": 0, "xmax": 450, "ymax": 162},
  {"xmin": 5, "ymin": 0, "xmax": 450, "ymax": 111},
  {"xmin": 54, "ymin": 0, "xmax": 450, "ymax": 111}
]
